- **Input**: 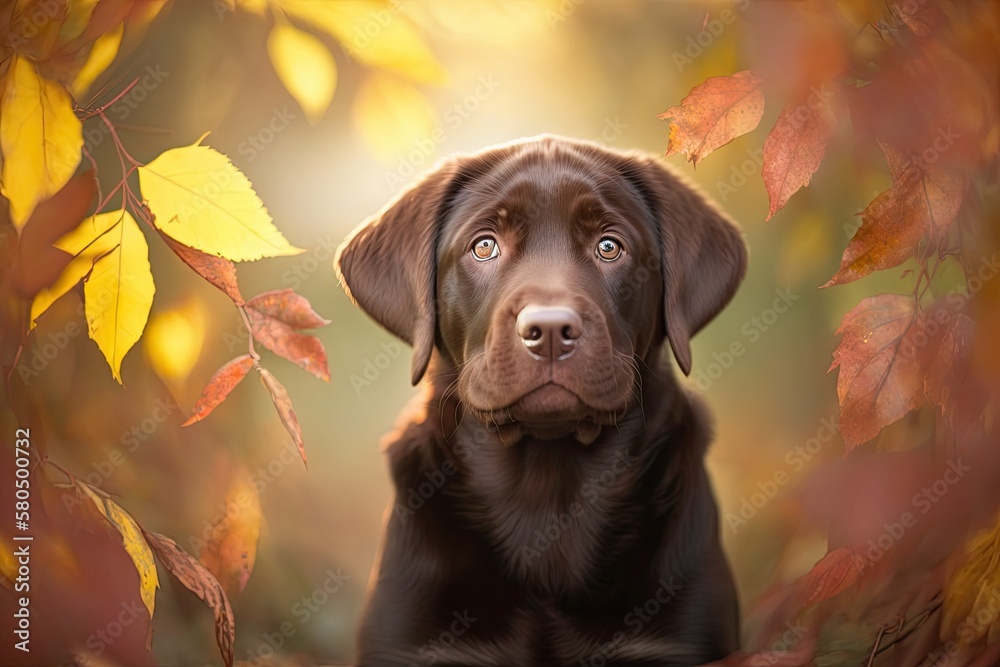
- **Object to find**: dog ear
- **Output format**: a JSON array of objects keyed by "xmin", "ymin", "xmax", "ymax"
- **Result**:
[
  {"xmin": 625, "ymin": 156, "xmax": 748, "ymax": 376},
  {"xmin": 335, "ymin": 161, "xmax": 459, "ymax": 385}
]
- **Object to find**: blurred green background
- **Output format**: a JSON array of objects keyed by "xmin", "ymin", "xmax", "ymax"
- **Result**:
[{"xmin": 22, "ymin": 1, "xmax": 907, "ymax": 663}]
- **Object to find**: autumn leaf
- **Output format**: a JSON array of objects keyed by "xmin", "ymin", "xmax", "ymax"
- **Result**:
[
  {"xmin": 15, "ymin": 172, "xmax": 96, "ymax": 299},
  {"xmin": 824, "ymin": 142, "xmax": 967, "ymax": 287},
  {"xmin": 267, "ymin": 23, "xmax": 337, "ymax": 125},
  {"xmin": 183, "ymin": 355, "xmax": 256, "ymax": 426},
  {"xmin": 198, "ymin": 473, "xmax": 262, "ymax": 597},
  {"xmin": 246, "ymin": 290, "xmax": 330, "ymax": 381},
  {"xmin": 829, "ymin": 294, "xmax": 928, "ymax": 451},
  {"xmin": 30, "ymin": 207, "xmax": 121, "ymax": 329},
  {"xmin": 246, "ymin": 289, "xmax": 330, "ymax": 329},
  {"xmin": 762, "ymin": 96, "xmax": 836, "ymax": 220},
  {"xmin": 139, "ymin": 137, "xmax": 304, "ymax": 261},
  {"xmin": 246, "ymin": 313, "xmax": 329, "ymax": 381},
  {"xmin": 659, "ymin": 71, "xmax": 765, "ymax": 166},
  {"xmin": 77, "ymin": 483, "xmax": 159, "ymax": 621},
  {"xmin": 54, "ymin": 210, "xmax": 155, "ymax": 383},
  {"xmin": 924, "ymin": 313, "xmax": 985, "ymax": 436},
  {"xmin": 71, "ymin": 22, "xmax": 124, "ymax": 97},
  {"xmin": 157, "ymin": 230, "xmax": 244, "ymax": 305},
  {"xmin": 941, "ymin": 512, "xmax": 1000, "ymax": 648},
  {"xmin": 275, "ymin": 0, "xmax": 446, "ymax": 84},
  {"xmin": 0, "ymin": 55, "xmax": 83, "ymax": 229},
  {"xmin": 259, "ymin": 368, "xmax": 307, "ymax": 466},
  {"xmin": 798, "ymin": 547, "xmax": 864, "ymax": 606},
  {"xmin": 142, "ymin": 530, "xmax": 235, "ymax": 667}
]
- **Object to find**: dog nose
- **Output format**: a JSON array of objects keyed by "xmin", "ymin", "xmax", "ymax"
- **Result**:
[{"xmin": 517, "ymin": 305, "xmax": 582, "ymax": 360}]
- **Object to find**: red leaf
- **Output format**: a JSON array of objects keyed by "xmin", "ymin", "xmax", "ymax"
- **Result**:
[
  {"xmin": 15, "ymin": 172, "xmax": 97, "ymax": 297},
  {"xmin": 198, "ymin": 474, "xmax": 261, "ymax": 597},
  {"xmin": 829, "ymin": 294, "xmax": 929, "ymax": 451},
  {"xmin": 824, "ymin": 142, "xmax": 966, "ymax": 287},
  {"xmin": 158, "ymin": 231, "xmax": 244, "ymax": 305},
  {"xmin": 924, "ymin": 313, "xmax": 985, "ymax": 436},
  {"xmin": 259, "ymin": 368, "xmax": 306, "ymax": 467},
  {"xmin": 142, "ymin": 529, "xmax": 235, "ymax": 667},
  {"xmin": 762, "ymin": 96, "xmax": 835, "ymax": 220},
  {"xmin": 246, "ymin": 288, "xmax": 330, "ymax": 329},
  {"xmin": 246, "ymin": 308, "xmax": 330, "ymax": 381},
  {"xmin": 659, "ymin": 71, "xmax": 765, "ymax": 166},
  {"xmin": 183, "ymin": 355, "xmax": 256, "ymax": 426},
  {"xmin": 798, "ymin": 547, "xmax": 864, "ymax": 606}
]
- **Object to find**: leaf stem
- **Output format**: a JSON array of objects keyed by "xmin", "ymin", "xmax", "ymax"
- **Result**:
[
  {"xmin": 80, "ymin": 77, "xmax": 142, "ymax": 119},
  {"xmin": 238, "ymin": 306, "xmax": 261, "ymax": 362},
  {"xmin": 98, "ymin": 110, "xmax": 142, "ymax": 167}
]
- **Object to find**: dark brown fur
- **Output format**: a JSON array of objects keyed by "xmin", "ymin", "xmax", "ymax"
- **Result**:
[{"xmin": 336, "ymin": 136, "xmax": 747, "ymax": 667}]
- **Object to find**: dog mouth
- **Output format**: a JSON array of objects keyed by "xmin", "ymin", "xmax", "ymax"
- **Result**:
[{"xmin": 471, "ymin": 383, "xmax": 620, "ymax": 446}]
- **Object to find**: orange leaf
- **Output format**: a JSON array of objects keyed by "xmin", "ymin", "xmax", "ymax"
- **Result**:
[
  {"xmin": 799, "ymin": 547, "xmax": 864, "ymax": 606},
  {"xmin": 142, "ymin": 529, "xmax": 235, "ymax": 667},
  {"xmin": 246, "ymin": 308, "xmax": 330, "ymax": 381},
  {"xmin": 158, "ymin": 231, "xmax": 244, "ymax": 305},
  {"xmin": 198, "ymin": 473, "xmax": 261, "ymax": 597},
  {"xmin": 183, "ymin": 355, "xmax": 255, "ymax": 426},
  {"xmin": 659, "ymin": 71, "xmax": 765, "ymax": 166},
  {"xmin": 762, "ymin": 97, "xmax": 835, "ymax": 220},
  {"xmin": 824, "ymin": 142, "xmax": 966, "ymax": 286},
  {"xmin": 14, "ymin": 172, "xmax": 96, "ymax": 298},
  {"xmin": 259, "ymin": 368, "xmax": 306, "ymax": 467},
  {"xmin": 829, "ymin": 295, "xmax": 928, "ymax": 451},
  {"xmin": 246, "ymin": 288, "xmax": 330, "ymax": 329}
]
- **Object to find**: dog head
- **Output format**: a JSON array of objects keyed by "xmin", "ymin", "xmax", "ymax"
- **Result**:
[{"xmin": 336, "ymin": 136, "xmax": 746, "ymax": 443}]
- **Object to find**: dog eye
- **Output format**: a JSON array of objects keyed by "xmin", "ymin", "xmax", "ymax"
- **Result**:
[
  {"xmin": 472, "ymin": 236, "xmax": 500, "ymax": 261},
  {"xmin": 596, "ymin": 237, "xmax": 622, "ymax": 261}
]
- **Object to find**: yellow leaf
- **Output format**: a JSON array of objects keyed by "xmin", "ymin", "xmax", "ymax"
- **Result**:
[
  {"xmin": 73, "ymin": 211, "xmax": 155, "ymax": 383},
  {"xmin": 30, "ymin": 210, "xmax": 123, "ymax": 329},
  {"xmin": 199, "ymin": 473, "xmax": 262, "ymax": 596},
  {"xmin": 351, "ymin": 72, "xmax": 437, "ymax": 159},
  {"xmin": 267, "ymin": 23, "xmax": 337, "ymax": 125},
  {"xmin": 29, "ymin": 212, "xmax": 122, "ymax": 329},
  {"xmin": 77, "ymin": 483, "xmax": 159, "ymax": 620},
  {"xmin": 72, "ymin": 23, "xmax": 124, "ymax": 97},
  {"xmin": 276, "ymin": 0, "xmax": 446, "ymax": 84},
  {"xmin": 942, "ymin": 513, "xmax": 1000, "ymax": 648},
  {"xmin": 139, "ymin": 141, "xmax": 304, "ymax": 261},
  {"xmin": 0, "ymin": 56, "xmax": 83, "ymax": 229}
]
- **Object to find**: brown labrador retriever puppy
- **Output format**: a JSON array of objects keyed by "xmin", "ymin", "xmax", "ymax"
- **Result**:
[{"xmin": 336, "ymin": 135, "xmax": 746, "ymax": 667}]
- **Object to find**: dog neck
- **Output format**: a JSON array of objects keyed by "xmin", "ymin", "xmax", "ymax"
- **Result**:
[{"xmin": 416, "ymin": 351, "xmax": 705, "ymax": 593}]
